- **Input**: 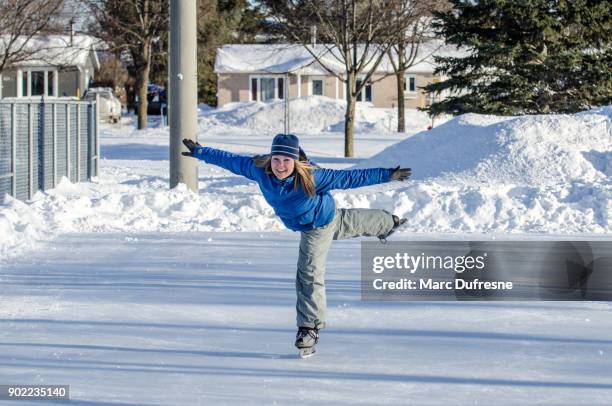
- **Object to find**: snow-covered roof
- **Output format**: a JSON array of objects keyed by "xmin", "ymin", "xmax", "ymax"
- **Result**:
[
  {"xmin": 214, "ymin": 44, "xmax": 336, "ymax": 75},
  {"xmin": 214, "ymin": 41, "xmax": 467, "ymax": 75},
  {"xmin": 0, "ymin": 35, "xmax": 100, "ymax": 69}
]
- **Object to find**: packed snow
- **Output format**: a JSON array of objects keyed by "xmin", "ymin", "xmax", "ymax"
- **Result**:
[{"xmin": 1, "ymin": 96, "xmax": 611, "ymax": 405}]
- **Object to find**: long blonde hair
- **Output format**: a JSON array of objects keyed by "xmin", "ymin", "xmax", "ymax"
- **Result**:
[{"xmin": 253, "ymin": 155, "xmax": 317, "ymax": 197}]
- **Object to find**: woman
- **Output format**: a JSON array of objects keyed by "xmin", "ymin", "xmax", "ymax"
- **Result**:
[{"xmin": 182, "ymin": 134, "xmax": 411, "ymax": 354}]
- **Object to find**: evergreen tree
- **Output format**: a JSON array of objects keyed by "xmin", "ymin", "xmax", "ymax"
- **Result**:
[
  {"xmin": 197, "ymin": 0, "xmax": 266, "ymax": 106},
  {"xmin": 425, "ymin": 0, "xmax": 611, "ymax": 115}
]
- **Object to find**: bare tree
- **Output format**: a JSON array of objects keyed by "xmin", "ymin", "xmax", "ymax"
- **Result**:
[
  {"xmin": 94, "ymin": 52, "xmax": 129, "ymax": 103},
  {"xmin": 386, "ymin": 0, "xmax": 448, "ymax": 133},
  {"xmin": 264, "ymin": 0, "xmax": 418, "ymax": 157},
  {"xmin": 83, "ymin": 0, "xmax": 168, "ymax": 130},
  {"xmin": 0, "ymin": 0, "xmax": 66, "ymax": 73}
]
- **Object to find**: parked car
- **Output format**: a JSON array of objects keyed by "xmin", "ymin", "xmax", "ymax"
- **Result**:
[{"xmin": 84, "ymin": 87, "xmax": 122, "ymax": 123}]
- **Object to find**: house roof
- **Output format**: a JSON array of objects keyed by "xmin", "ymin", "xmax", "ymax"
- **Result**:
[
  {"xmin": 214, "ymin": 41, "xmax": 466, "ymax": 75},
  {"xmin": 0, "ymin": 35, "xmax": 100, "ymax": 69}
]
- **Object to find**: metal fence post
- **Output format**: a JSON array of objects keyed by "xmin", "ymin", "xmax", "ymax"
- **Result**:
[
  {"xmin": 11, "ymin": 103, "xmax": 16, "ymax": 198},
  {"xmin": 66, "ymin": 103, "xmax": 70, "ymax": 181},
  {"xmin": 28, "ymin": 103, "xmax": 33, "ymax": 200},
  {"xmin": 95, "ymin": 94, "xmax": 99, "ymax": 177},
  {"xmin": 87, "ymin": 101, "xmax": 92, "ymax": 178},
  {"xmin": 52, "ymin": 102, "xmax": 57, "ymax": 187},
  {"xmin": 87, "ymin": 99, "xmax": 95, "ymax": 178},
  {"xmin": 76, "ymin": 102, "xmax": 81, "ymax": 181}
]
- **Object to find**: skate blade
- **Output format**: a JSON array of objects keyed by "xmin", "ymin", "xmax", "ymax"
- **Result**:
[{"xmin": 298, "ymin": 346, "xmax": 316, "ymax": 359}]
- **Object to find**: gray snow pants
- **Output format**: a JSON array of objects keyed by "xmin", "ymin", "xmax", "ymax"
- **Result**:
[{"xmin": 296, "ymin": 208, "xmax": 395, "ymax": 329}]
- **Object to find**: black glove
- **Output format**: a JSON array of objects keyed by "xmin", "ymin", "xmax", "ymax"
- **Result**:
[
  {"xmin": 390, "ymin": 166, "xmax": 412, "ymax": 181},
  {"xmin": 182, "ymin": 139, "xmax": 202, "ymax": 157}
]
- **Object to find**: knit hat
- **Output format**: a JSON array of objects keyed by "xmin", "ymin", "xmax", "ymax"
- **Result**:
[{"xmin": 271, "ymin": 133, "xmax": 300, "ymax": 160}]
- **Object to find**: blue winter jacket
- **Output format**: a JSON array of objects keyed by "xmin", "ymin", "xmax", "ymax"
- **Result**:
[{"xmin": 193, "ymin": 147, "xmax": 393, "ymax": 232}]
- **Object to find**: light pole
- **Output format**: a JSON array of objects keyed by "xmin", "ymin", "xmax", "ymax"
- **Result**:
[{"xmin": 169, "ymin": 0, "xmax": 198, "ymax": 191}]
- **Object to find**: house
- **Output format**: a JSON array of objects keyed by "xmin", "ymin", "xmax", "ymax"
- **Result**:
[
  {"xmin": 214, "ymin": 42, "xmax": 461, "ymax": 108},
  {"xmin": 0, "ymin": 35, "xmax": 100, "ymax": 99}
]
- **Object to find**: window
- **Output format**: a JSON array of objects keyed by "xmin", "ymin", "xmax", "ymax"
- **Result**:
[
  {"xmin": 356, "ymin": 78, "xmax": 372, "ymax": 102},
  {"xmin": 1, "ymin": 71, "xmax": 17, "ymax": 97},
  {"xmin": 309, "ymin": 76, "xmax": 326, "ymax": 96},
  {"xmin": 19, "ymin": 69, "xmax": 57, "ymax": 97},
  {"xmin": 251, "ymin": 78, "xmax": 258, "ymax": 101},
  {"xmin": 31, "ymin": 71, "xmax": 45, "ymax": 96},
  {"xmin": 278, "ymin": 77, "xmax": 284, "ymax": 100},
  {"xmin": 312, "ymin": 79, "xmax": 323, "ymax": 96},
  {"xmin": 250, "ymin": 76, "xmax": 285, "ymax": 102},
  {"xmin": 47, "ymin": 71, "xmax": 54, "ymax": 96},
  {"xmin": 404, "ymin": 75, "xmax": 416, "ymax": 93},
  {"xmin": 260, "ymin": 78, "xmax": 275, "ymax": 101},
  {"xmin": 22, "ymin": 71, "xmax": 28, "ymax": 96}
]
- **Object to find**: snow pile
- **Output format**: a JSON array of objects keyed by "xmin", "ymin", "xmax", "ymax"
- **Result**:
[
  {"xmin": 198, "ymin": 96, "xmax": 436, "ymax": 135},
  {"xmin": 0, "ymin": 195, "xmax": 47, "ymax": 258},
  {"xmin": 335, "ymin": 180, "xmax": 609, "ymax": 234},
  {"xmin": 347, "ymin": 107, "xmax": 611, "ymax": 233},
  {"xmin": 355, "ymin": 108, "xmax": 611, "ymax": 184},
  {"xmin": 0, "ymin": 169, "xmax": 283, "ymax": 260}
]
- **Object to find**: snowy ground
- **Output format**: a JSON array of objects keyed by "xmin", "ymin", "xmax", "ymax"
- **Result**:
[{"xmin": 1, "ymin": 98, "xmax": 611, "ymax": 404}]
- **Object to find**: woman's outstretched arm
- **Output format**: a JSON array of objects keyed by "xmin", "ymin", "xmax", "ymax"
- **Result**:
[
  {"xmin": 183, "ymin": 139, "xmax": 259, "ymax": 181},
  {"xmin": 314, "ymin": 166, "xmax": 411, "ymax": 193}
]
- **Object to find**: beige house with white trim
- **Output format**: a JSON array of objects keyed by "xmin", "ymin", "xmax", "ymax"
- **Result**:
[{"xmin": 214, "ymin": 42, "xmax": 457, "ymax": 108}]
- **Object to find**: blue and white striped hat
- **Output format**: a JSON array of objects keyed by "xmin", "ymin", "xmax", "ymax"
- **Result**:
[{"xmin": 271, "ymin": 133, "xmax": 300, "ymax": 160}]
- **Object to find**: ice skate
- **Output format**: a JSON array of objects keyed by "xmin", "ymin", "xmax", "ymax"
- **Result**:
[
  {"xmin": 295, "ymin": 327, "xmax": 319, "ymax": 358},
  {"xmin": 378, "ymin": 215, "xmax": 407, "ymax": 243}
]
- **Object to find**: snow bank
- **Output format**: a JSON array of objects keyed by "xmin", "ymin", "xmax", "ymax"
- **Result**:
[
  {"xmin": 348, "ymin": 107, "xmax": 611, "ymax": 234},
  {"xmin": 335, "ymin": 181, "xmax": 609, "ymax": 234},
  {"xmin": 0, "ymin": 171, "xmax": 284, "ymax": 260},
  {"xmin": 355, "ymin": 108, "xmax": 611, "ymax": 184},
  {"xmin": 198, "ymin": 96, "xmax": 436, "ymax": 135}
]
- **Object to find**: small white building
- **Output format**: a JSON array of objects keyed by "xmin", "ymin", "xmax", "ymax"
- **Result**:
[{"xmin": 0, "ymin": 35, "xmax": 100, "ymax": 99}]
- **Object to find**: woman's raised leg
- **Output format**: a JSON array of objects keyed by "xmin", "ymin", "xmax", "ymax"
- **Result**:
[{"xmin": 333, "ymin": 208, "xmax": 396, "ymax": 240}]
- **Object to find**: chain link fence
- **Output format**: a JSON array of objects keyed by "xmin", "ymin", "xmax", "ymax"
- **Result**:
[{"xmin": 0, "ymin": 98, "xmax": 99, "ymax": 202}]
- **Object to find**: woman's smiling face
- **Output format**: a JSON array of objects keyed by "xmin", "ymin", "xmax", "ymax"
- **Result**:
[{"xmin": 271, "ymin": 155, "xmax": 295, "ymax": 180}]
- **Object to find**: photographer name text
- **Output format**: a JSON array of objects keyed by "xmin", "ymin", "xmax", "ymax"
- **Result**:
[{"xmin": 372, "ymin": 278, "xmax": 514, "ymax": 291}]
